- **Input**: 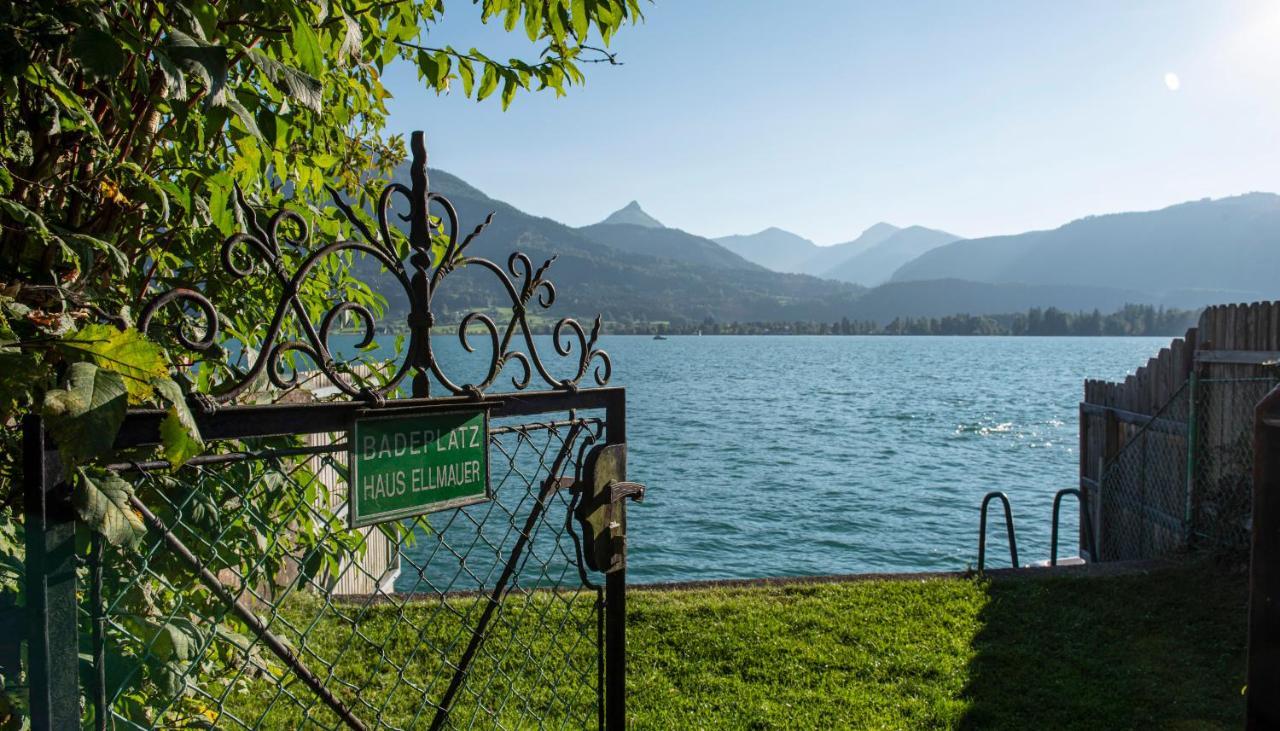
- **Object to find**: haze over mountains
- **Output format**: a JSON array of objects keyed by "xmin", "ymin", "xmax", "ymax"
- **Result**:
[
  {"xmin": 361, "ymin": 169, "xmax": 869, "ymax": 325},
  {"xmin": 891, "ymin": 193, "xmax": 1280, "ymax": 305},
  {"xmin": 713, "ymin": 223, "xmax": 960, "ymax": 286},
  {"xmin": 362, "ymin": 163, "xmax": 1280, "ymax": 327}
]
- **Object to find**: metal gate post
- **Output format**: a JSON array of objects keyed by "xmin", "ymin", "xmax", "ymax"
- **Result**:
[
  {"xmin": 23, "ymin": 416, "xmax": 81, "ymax": 731},
  {"xmin": 1184, "ymin": 370, "xmax": 1199, "ymax": 548},
  {"xmin": 604, "ymin": 392, "xmax": 627, "ymax": 731},
  {"xmin": 1248, "ymin": 387, "xmax": 1280, "ymax": 729},
  {"xmin": 605, "ymin": 569, "xmax": 626, "ymax": 730}
]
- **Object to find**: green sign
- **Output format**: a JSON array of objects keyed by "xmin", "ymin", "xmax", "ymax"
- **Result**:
[{"xmin": 348, "ymin": 409, "xmax": 490, "ymax": 527}]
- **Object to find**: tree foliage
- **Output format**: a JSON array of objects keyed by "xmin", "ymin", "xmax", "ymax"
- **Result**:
[{"xmin": 0, "ymin": 0, "xmax": 640, "ymax": 723}]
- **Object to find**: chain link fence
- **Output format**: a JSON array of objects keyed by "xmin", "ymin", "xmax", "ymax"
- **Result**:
[
  {"xmin": 1094, "ymin": 375, "xmax": 1277, "ymax": 562},
  {"xmin": 86, "ymin": 414, "xmax": 608, "ymax": 730},
  {"xmin": 1190, "ymin": 377, "xmax": 1277, "ymax": 555},
  {"xmin": 1096, "ymin": 384, "xmax": 1191, "ymax": 562}
]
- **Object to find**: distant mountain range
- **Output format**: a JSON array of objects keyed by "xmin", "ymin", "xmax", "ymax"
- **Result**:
[
  {"xmin": 823, "ymin": 226, "xmax": 959, "ymax": 286},
  {"xmin": 712, "ymin": 227, "xmax": 822, "ymax": 273},
  {"xmin": 797, "ymin": 222, "xmax": 901, "ymax": 278},
  {"xmin": 715, "ymin": 222, "xmax": 959, "ymax": 286},
  {"xmin": 891, "ymin": 193, "xmax": 1280, "ymax": 303},
  {"xmin": 354, "ymin": 172, "xmax": 868, "ymax": 324},
  {"xmin": 355, "ymin": 166, "xmax": 1280, "ymax": 327},
  {"xmin": 580, "ymin": 217, "xmax": 761, "ymax": 272}
]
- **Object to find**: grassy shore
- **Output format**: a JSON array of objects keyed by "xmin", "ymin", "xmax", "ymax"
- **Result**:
[{"xmin": 231, "ymin": 561, "xmax": 1246, "ymax": 729}]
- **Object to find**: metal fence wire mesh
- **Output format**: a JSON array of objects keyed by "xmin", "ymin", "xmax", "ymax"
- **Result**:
[
  {"xmin": 1096, "ymin": 384, "xmax": 1191, "ymax": 562},
  {"xmin": 87, "ymin": 415, "xmax": 607, "ymax": 730},
  {"xmin": 1093, "ymin": 375, "xmax": 1279, "ymax": 562},
  {"xmin": 1191, "ymin": 377, "xmax": 1278, "ymax": 554}
]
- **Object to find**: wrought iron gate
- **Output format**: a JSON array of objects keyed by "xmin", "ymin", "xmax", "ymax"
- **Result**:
[{"xmin": 22, "ymin": 132, "xmax": 639, "ymax": 730}]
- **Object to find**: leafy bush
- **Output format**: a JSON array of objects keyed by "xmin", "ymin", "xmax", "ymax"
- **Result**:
[{"xmin": 0, "ymin": 0, "xmax": 640, "ymax": 724}]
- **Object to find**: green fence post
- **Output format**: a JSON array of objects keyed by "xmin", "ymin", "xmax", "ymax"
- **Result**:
[{"xmin": 23, "ymin": 416, "xmax": 81, "ymax": 731}]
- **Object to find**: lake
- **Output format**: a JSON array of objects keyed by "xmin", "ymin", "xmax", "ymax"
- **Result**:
[{"xmin": 331, "ymin": 334, "xmax": 1167, "ymax": 585}]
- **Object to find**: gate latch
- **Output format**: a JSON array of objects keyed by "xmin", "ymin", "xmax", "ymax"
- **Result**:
[{"xmin": 574, "ymin": 444, "xmax": 645, "ymax": 574}]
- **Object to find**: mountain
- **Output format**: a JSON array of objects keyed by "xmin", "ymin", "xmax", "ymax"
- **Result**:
[
  {"xmin": 710, "ymin": 222, "xmax": 957, "ymax": 284},
  {"xmin": 713, "ymin": 227, "xmax": 821, "ymax": 273},
  {"xmin": 891, "ymin": 193, "xmax": 1280, "ymax": 299},
  {"xmin": 352, "ymin": 166, "xmax": 868, "ymax": 324},
  {"xmin": 598, "ymin": 200, "xmax": 664, "ymax": 228},
  {"xmin": 845, "ymin": 279, "xmax": 1155, "ymax": 324},
  {"xmin": 578, "ymin": 223, "xmax": 762, "ymax": 271},
  {"xmin": 822, "ymin": 226, "xmax": 960, "ymax": 286},
  {"xmin": 799, "ymin": 222, "xmax": 900, "ymax": 276}
]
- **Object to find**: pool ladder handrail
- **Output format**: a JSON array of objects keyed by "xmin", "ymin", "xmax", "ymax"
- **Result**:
[
  {"xmin": 977, "ymin": 491, "xmax": 1019, "ymax": 571},
  {"xmin": 1049, "ymin": 487, "xmax": 1098, "ymax": 566}
]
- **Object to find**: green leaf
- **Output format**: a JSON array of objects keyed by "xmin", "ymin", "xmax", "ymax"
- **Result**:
[
  {"xmin": 165, "ymin": 30, "xmax": 228, "ymax": 103},
  {"xmin": 56, "ymin": 231, "xmax": 129, "ymax": 276},
  {"xmin": 339, "ymin": 13, "xmax": 363, "ymax": 61},
  {"xmin": 58, "ymin": 325, "xmax": 167, "ymax": 402},
  {"xmin": 224, "ymin": 96, "xmax": 263, "ymax": 139},
  {"xmin": 156, "ymin": 378, "xmax": 204, "ymax": 466},
  {"xmin": 501, "ymin": 75, "xmax": 518, "ymax": 110},
  {"xmin": 458, "ymin": 58, "xmax": 475, "ymax": 96},
  {"xmin": 75, "ymin": 467, "xmax": 146, "ymax": 547},
  {"xmin": 247, "ymin": 50, "xmax": 323, "ymax": 113},
  {"xmin": 417, "ymin": 50, "xmax": 439, "ymax": 86},
  {"xmin": 153, "ymin": 619, "xmax": 203, "ymax": 662},
  {"xmin": 432, "ymin": 52, "xmax": 451, "ymax": 88},
  {"xmin": 0, "ymin": 349, "xmax": 46, "ymax": 421},
  {"xmin": 0, "ymin": 198, "xmax": 50, "ymax": 238},
  {"xmin": 43, "ymin": 362, "xmax": 127, "ymax": 467},
  {"xmin": 153, "ymin": 49, "xmax": 189, "ymax": 100},
  {"xmin": 291, "ymin": 21, "xmax": 324, "ymax": 77},
  {"xmin": 22, "ymin": 64, "xmax": 102, "ymax": 137},
  {"xmin": 70, "ymin": 26, "xmax": 126, "ymax": 79},
  {"xmin": 477, "ymin": 65, "xmax": 499, "ymax": 101},
  {"xmin": 571, "ymin": 0, "xmax": 590, "ymax": 40},
  {"xmin": 524, "ymin": 2, "xmax": 545, "ymax": 42}
]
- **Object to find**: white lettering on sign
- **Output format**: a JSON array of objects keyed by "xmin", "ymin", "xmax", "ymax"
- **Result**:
[
  {"xmin": 349, "ymin": 411, "xmax": 489, "ymax": 527},
  {"xmin": 362, "ymin": 426, "xmax": 484, "ymax": 460}
]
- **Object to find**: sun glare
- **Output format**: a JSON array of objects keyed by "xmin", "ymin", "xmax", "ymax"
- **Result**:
[{"xmin": 1164, "ymin": 72, "xmax": 1181, "ymax": 91}]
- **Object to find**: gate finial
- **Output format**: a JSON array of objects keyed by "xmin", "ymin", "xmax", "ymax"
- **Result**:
[{"xmin": 409, "ymin": 130, "xmax": 431, "ymax": 256}]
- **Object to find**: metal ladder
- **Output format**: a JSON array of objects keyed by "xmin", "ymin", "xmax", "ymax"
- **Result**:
[
  {"xmin": 977, "ymin": 488, "xmax": 1100, "ymax": 571},
  {"xmin": 977, "ymin": 491, "xmax": 1019, "ymax": 571},
  {"xmin": 1050, "ymin": 488, "xmax": 1097, "ymax": 566}
]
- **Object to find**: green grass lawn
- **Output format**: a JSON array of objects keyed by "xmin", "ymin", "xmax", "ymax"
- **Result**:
[{"xmin": 227, "ymin": 562, "xmax": 1246, "ymax": 729}]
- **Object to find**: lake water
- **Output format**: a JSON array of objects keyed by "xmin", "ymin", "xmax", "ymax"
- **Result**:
[{"xmin": 331, "ymin": 334, "xmax": 1166, "ymax": 585}]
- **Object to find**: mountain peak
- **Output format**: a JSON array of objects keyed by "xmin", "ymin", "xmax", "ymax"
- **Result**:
[
  {"xmin": 599, "ymin": 200, "xmax": 664, "ymax": 228},
  {"xmin": 860, "ymin": 222, "xmax": 900, "ymax": 239}
]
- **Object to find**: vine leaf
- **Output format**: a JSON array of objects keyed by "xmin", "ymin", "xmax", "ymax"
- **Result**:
[
  {"xmin": 156, "ymin": 378, "xmax": 204, "ymax": 467},
  {"xmin": 58, "ymin": 324, "xmax": 168, "ymax": 402},
  {"xmin": 42, "ymin": 361, "xmax": 127, "ymax": 467},
  {"xmin": 75, "ymin": 467, "xmax": 146, "ymax": 548},
  {"xmin": 143, "ymin": 618, "xmax": 203, "ymax": 697}
]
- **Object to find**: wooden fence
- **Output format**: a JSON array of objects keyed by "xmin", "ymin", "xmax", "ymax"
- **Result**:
[
  {"xmin": 1079, "ymin": 301, "xmax": 1280, "ymax": 560},
  {"xmin": 290, "ymin": 364, "xmax": 402, "ymax": 596}
]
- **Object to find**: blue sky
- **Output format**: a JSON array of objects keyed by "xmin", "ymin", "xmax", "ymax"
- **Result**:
[{"xmin": 382, "ymin": 1, "xmax": 1280, "ymax": 244}]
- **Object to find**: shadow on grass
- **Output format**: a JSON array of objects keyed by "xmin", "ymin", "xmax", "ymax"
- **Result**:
[{"xmin": 959, "ymin": 561, "xmax": 1248, "ymax": 730}]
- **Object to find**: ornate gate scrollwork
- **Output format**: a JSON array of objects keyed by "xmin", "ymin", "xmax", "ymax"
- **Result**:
[{"xmin": 139, "ymin": 131, "xmax": 611, "ymax": 404}]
